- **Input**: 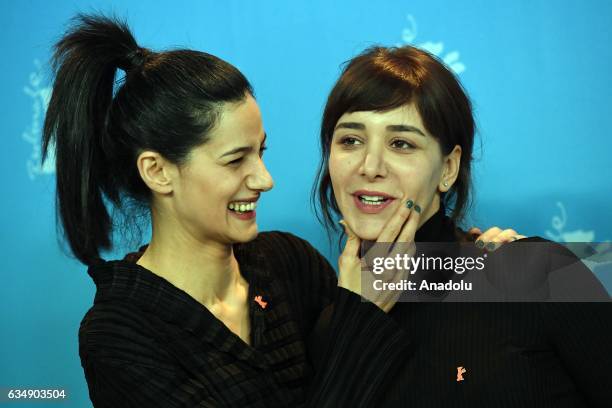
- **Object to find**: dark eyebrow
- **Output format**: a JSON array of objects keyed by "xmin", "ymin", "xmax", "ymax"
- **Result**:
[
  {"xmin": 219, "ymin": 133, "xmax": 267, "ymax": 158},
  {"xmin": 335, "ymin": 122, "xmax": 426, "ymax": 137},
  {"xmin": 335, "ymin": 122, "xmax": 365, "ymax": 131},
  {"xmin": 219, "ymin": 146, "xmax": 252, "ymax": 158},
  {"xmin": 386, "ymin": 125, "xmax": 426, "ymax": 137}
]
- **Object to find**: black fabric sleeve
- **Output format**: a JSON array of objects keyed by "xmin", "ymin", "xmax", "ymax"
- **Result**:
[
  {"xmin": 252, "ymin": 231, "xmax": 339, "ymax": 342},
  {"xmin": 536, "ymin": 238, "xmax": 612, "ymax": 407},
  {"xmin": 541, "ymin": 302, "xmax": 612, "ymax": 407},
  {"xmin": 306, "ymin": 287, "xmax": 411, "ymax": 407},
  {"xmin": 517, "ymin": 237, "xmax": 609, "ymax": 301},
  {"xmin": 81, "ymin": 359, "xmax": 218, "ymax": 408},
  {"xmin": 79, "ymin": 304, "xmax": 218, "ymax": 408},
  {"xmin": 260, "ymin": 232, "xmax": 339, "ymax": 331},
  {"xmin": 261, "ymin": 232, "xmax": 412, "ymax": 407}
]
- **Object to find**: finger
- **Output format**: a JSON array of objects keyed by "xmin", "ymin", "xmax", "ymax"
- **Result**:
[
  {"xmin": 395, "ymin": 201, "xmax": 422, "ymax": 244},
  {"xmin": 375, "ymin": 196, "xmax": 413, "ymax": 243},
  {"xmin": 387, "ymin": 197, "xmax": 423, "ymax": 276},
  {"xmin": 339, "ymin": 219, "xmax": 361, "ymax": 258},
  {"xmin": 468, "ymin": 227, "xmax": 482, "ymax": 237},
  {"xmin": 394, "ymin": 191, "xmax": 426, "ymax": 243},
  {"xmin": 502, "ymin": 230, "xmax": 526, "ymax": 242},
  {"xmin": 487, "ymin": 229, "xmax": 527, "ymax": 251},
  {"xmin": 477, "ymin": 226, "xmax": 503, "ymax": 242},
  {"xmin": 375, "ymin": 197, "xmax": 421, "ymax": 311},
  {"xmin": 475, "ymin": 226, "xmax": 502, "ymax": 249},
  {"xmin": 337, "ymin": 220, "xmax": 363, "ymax": 290},
  {"xmin": 490, "ymin": 228, "xmax": 519, "ymax": 242}
]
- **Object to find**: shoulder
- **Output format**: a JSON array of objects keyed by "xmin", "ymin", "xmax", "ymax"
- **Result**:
[
  {"xmin": 250, "ymin": 230, "xmax": 320, "ymax": 255},
  {"xmin": 79, "ymin": 302, "xmax": 183, "ymax": 406},
  {"xmin": 249, "ymin": 230, "xmax": 338, "ymax": 299},
  {"xmin": 497, "ymin": 236, "xmax": 586, "ymax": 267},
  {"xmin": 495, "ymin": 237, "xmax": 609, "ymax": 300},
  {"xmin": 79, "ymin": 300, "xmax": 169, "ymax": 366},
  {"xmin": 247, "ymin": 231, "xmax": 331, "ymax": 272}
]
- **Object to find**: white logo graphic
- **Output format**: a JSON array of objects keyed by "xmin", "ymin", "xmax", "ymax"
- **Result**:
[
  {"xmin": 545, "ymin": 201, "xmax": 611, "ymax": 273},
  {"xmin": 545, "ymin": 201, "xmax": 595, "ymax": 243},
  {"xmin": 398, "ymin": 14, "xmax": 466, "ymax": 74},
  {"xmin": 22, "ymin": 59, "xmax": 54, "ymax": 179}
]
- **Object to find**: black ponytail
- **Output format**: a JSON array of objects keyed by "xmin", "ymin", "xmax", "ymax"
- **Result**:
[{"xmin": 43, "ymin": 14, "xmax": 253, "ymax": 266}]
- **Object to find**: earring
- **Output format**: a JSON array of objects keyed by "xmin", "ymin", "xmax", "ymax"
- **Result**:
[{"xmin": 443, "ymin": 181, "xmax": 449, "ymax": 187}]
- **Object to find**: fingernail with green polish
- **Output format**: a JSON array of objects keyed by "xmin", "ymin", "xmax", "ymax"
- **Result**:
[
  {"xmin": 405, "ymin": 200, "xmax": 414, "ymax": 209},
  {"xmin": 476, "ymin": 240, "xmax": 485, "ymax": 248},
  {"xmin": 414, "ymin": 204, "xmax": 422, "ymax": 213},
  {"xmin": 486, "ymin": 242, "xmax": 496, "ymax": 251}
]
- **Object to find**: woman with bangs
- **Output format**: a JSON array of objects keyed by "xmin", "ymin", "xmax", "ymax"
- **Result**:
[{"xmin": 311, "ymin": 45, "xmax": 611, "ymax": 406}]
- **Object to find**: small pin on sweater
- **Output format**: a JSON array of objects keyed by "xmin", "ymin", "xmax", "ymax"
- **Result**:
[{"xmin": 254, "ymin": 295, "xmax": 268, "ymax": 309}]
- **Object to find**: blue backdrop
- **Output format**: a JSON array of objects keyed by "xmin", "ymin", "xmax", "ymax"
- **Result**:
[{"xmin": 1, "ymin": 0, "xmax": 611, "ymax": 406}]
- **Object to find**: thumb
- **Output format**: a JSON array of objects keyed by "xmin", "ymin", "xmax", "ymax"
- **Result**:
[
  {"xmin": 338, "ymin": 219, "xmax": 362, "ymax": 290},
  {"xmin": 468, "ymin": 227, "xmax": 482, "ymax": 235},
  {"xmin": 339, "ymin": 219, "xmax": 361, "ymax": 258}
]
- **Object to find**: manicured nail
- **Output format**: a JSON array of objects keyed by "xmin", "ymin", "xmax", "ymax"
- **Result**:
[
  {"xmin": 475, "ymin": 240, "xmax": 485, "ymax": 248},
  {"xmin": 405, "ymin": 200, "xmax": 414, "ymax": 209},
  {"xmin": 486, "ymin": 242, "xmax": 496, "ymax": 251},
  {"xmin": 414, "ymin": 204, "xmax": 422, "ymax": 213}
]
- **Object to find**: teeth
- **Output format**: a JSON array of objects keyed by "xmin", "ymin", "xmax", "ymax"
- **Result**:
[
  {"xmin": 360, "ymin": 195, "xmax": 385, "ymax": 201},
  {"xmin": 228, "ymin": 201, "xmax": 256, "ymax": 212},
  {"xmin": 359, "ymin": 195, "xmax": 387, "ymax": 205}
]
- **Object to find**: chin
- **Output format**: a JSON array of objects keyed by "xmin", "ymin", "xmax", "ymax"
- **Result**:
[
  {"xmin": 347, "ymin": 218, "xmax": 385, "ymax": 242},
  {"xmin": 229, "ymin": 225, "xmax": 259, "ymax": 243}
]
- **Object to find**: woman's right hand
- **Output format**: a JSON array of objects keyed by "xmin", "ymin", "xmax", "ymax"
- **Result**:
[{"xmin": 338, "ymin": 196, "xmax": 422, "ymax": 313}]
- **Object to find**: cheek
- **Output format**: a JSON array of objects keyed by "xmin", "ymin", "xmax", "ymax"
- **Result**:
[
  {"xmin": 396, "ymin": 158, "xmax": 440, "ymax": 190},
  {"xmin": 328, "ymin": 155, "xmax": 354, "ymax": 199},
  {"xmin": 328, "ymin": 154, "xmax": 342, "ymax": 187},
  {"xmin": 183, "ymin": 170, "xmax": 234, "ymax": 211}
]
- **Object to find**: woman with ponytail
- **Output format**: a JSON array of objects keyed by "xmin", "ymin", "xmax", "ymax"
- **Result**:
[{"xmin": 42, "ymin": 14, "xmax": 339, "ymax": 407}]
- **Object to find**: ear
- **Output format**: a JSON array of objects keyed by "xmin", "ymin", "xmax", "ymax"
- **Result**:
[
  {"xmin": 136, "ymin": 151, "xmax": 175, "ymax": 195},
  {"xmin": 439, "ymin": 145, "xmax": 462, "ymax": 193}
]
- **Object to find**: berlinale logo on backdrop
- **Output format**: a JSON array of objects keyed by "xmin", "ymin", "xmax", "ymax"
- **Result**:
[
  {"xmin": 398, "ymin": 14, "xmax": 466, "ymax": 75},
  {"xmin": 22, "ymin": 59, "xmax": 54, "ymax": 180}
]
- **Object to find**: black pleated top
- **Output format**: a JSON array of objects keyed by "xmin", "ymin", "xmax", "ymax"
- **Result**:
[{"xmin": 79, "ymin": 231, "xmax": 408, "ymax": 407}]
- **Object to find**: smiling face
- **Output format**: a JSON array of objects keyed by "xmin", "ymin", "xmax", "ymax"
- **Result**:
[
  {"xmin": 328, "ymin": 103, "xmax": 461, "ymax": 241},
  {"xmin": 170, "ymin": 94, "xmax": 274, "ymax": 245}
]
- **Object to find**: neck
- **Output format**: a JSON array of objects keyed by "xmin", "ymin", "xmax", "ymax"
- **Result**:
[
  {"xmin": 137, "ymin": 208, "xmax": 244, "ymax": 307},
  {"xmin": 418, "ymin": 194, "xmax": 441, "ymax": 229}
]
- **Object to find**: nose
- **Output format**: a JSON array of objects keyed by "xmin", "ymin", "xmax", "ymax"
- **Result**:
[
  {"xmin": 246, "ymin": 158, "xmax": 274, "ymax": 192},
  {"xmin": 358, "ymin": 146, "xmax": 387, "ymax": 180}
]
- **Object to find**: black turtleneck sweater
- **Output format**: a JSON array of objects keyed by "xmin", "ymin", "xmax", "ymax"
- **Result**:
[{"xmin": 313, "ymin": 209, "xmax": 612, "ymax": 407}]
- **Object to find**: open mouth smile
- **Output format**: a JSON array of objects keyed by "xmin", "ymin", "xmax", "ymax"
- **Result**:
[
  {"xmin": 228, "ymin": 199, "xmax": 258, "ymax": 220},
  {"xmin": 352, "ymin": 190, "xmax": 396, "ymax": 214}
]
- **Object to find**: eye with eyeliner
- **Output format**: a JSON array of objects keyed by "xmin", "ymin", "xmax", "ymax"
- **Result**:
[
  {"xmin": 337, "ymin": 135, "xmax": 363, "ymax": 147},
  {"xmin": 227, "ymin": 156, "xmax": 244, "ymax": 166},
  {"xmin": 227, "ymin": 144, "xmax": 267, "ymax": 166},
  {"xmin": 390, "ymin": 138, "xmax": 416, "ymax": 151}
]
